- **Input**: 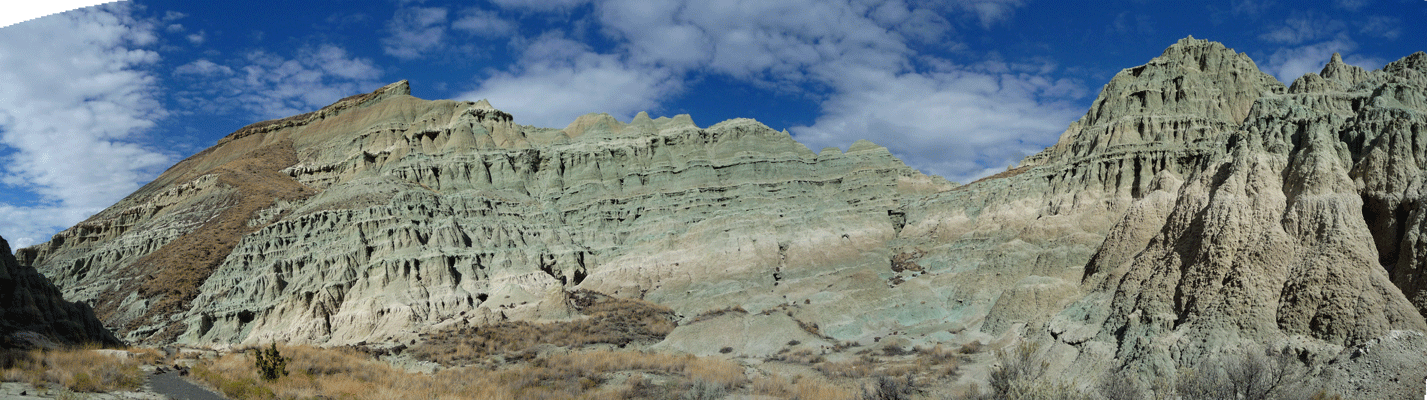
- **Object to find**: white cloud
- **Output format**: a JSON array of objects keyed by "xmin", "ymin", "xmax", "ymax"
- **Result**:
[
  {"xmin": 0, "ymin": 3, "xmax": 172, "ymax": 248},
  {"xmin": 1261, "ymin": 36, "xmax": 1384, "ymax": 83},
  {"xmin": 1231, "ymin": 0, "xmax": 1275, "ymax": 16},
  {"xmin": 174, "ymin": 59, "xmax": 232, "ymax": 76},
  {"xmin": 459, "ymin": 34, "xmax": 680, "ymax": 127},
  {"xmin": 1335, "ymin": 0, "xmax": 1370, "ymax": 11},
  {"xmin": 1258, "ymin": 14, "xmax": 1343, "ymax": 44},
  {"xmin": 1360, "ymin": 16, "xmax": 1400, "ymax": 40},
  {"xmin": 452, "ymin": 8, "xmax": 516, "ymax": 37},
  {"xmin": 186, "ymin": 30, "xmax": 205, "ymax": 44},
  {"xmin": 174, "ymin": 45, "xmax": 384, "ymax": 120},
  {"xmin": 461, "ymin": 0, "xmax": 1075, "ymax": 182},
  {"xmin": 948, "ymin": 0, "xmax": 1025, "ymax": 28},
  {"xmin": 792, "ymin": 64, "xmax": 1083, "ymax": 182},
  {"xmin": 488, "ymin": 0, "xmax": 590, "ymax": 12},
  {"xmin": 381, "ymin": 6, "xmax": 449, "ymax": 60}
]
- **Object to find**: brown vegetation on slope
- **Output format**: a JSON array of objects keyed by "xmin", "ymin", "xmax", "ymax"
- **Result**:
[
  {"xmin": 411, "ymin": 290, "xmax": 677, "ymax": 365},
  {"xmin": 96, "ymin": 138, "xmax": 314, "ymax": 342}
]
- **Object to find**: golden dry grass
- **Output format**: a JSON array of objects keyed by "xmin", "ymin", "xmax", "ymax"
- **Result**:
[
  {"xmin": 0, "ymin": 347, "xmax": 147, "ymax": 393},
  {"xmin": 752, "ymin": 374, "xmax": 857, "ymax": 399},
  {"xmin": 192, "ymin": 344, "xmax": 752, "ymax": 400},
  {"xmin": 95, "ymin": 138, "xmax": 314, "ymax": 343}
]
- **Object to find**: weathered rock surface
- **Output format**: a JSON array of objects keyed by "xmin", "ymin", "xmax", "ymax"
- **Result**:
[
  {"xmin": 16, "ymin": 36, "xmax": 1427, "ymax": 399},
  {"xmin": 1049, "ymin": 44, "xmax": 1427, "ymax": 397},
  {"xmin": 0, "ymin": 235, "xmax": 119, "ymax": 347},
  {"xmin": 20, "ymin": 80, "xmax": 959, "ymax": 348}
]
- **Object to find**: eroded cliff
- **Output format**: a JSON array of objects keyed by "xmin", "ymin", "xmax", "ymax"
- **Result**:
[{"xmin": 17, "ymin": 36, "xmax": 1427, "ymax": 399}]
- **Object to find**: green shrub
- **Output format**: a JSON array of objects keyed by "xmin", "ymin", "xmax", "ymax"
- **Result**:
[{"xmin": 253, "ymin": 344, "xmax": 289, "ymax": 381}]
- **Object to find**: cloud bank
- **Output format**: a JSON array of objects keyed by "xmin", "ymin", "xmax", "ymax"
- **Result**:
[
  {"xmin": 0, "ymin": 4, "xmax": 171, "ymax": 248},
  {"xmin": 448, "ymin": 0, "xmax": 1085, "ymax": 183}
]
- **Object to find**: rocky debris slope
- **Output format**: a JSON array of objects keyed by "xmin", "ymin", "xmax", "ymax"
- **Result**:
[{"xmin": 0, "ymin": 235, "xmax": 119, "ymax": 347}]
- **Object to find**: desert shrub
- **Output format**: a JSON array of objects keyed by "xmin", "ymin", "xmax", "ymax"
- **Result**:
[
  {"xmin": 959, "ymin": 341, "xmax": 984, "ymax": 354},
  {"xmin": 770, "ymin": 348, "xmax": 825, "ymax": 364},
  {"xmin": 1096, "ymin": 369, "xmax": 1145, "ymax": 400},
  {"xmin": 861, "ymin": 375, "xmax": 916, "ymax": 400},
  {"xmin": 1175, "ymin": 347, "xmax": 1315, "ymax": 400},
  {"xmin": 253, "ymin": 343, "xmax": 289, "ymax": 381},
  {"xmin": 680, "ymin": 379, "xmax": 728, "ymax": 400},
  {"xmin": 984, "ymin": 342, "xmax": 1091, "ymax": 400}
]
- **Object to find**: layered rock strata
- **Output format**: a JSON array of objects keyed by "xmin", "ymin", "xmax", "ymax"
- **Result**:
[
  {"xmin": 17, "ymin": 35, "xmax": 1427, "ymax": 399},
  {"xmin": 21, "ymin": 80, "xmax": 956, "ymax": 346}
]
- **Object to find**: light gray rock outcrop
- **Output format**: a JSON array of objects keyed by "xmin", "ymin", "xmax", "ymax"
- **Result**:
[{"xmin": 1049, "ymin": 43, "xmax": 1427, "ymax": 398}]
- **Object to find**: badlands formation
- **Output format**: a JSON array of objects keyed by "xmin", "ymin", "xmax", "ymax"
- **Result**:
[{"xmin": 14, "ymin": 37, "xmax": 1427, "ymax": 397}]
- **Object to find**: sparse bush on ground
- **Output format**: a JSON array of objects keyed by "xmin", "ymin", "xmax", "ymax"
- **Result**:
[
  {"xmin": 0, "ymin": 346, "xmax": 146, "ymax": 393},
  {"xmin": 1173, "ymin": 346, "xmax": 1318, "ymax": 400},
  {"xmin": 861, "ymin": 375, "xmax": 916, "ymax": 400},
  {"xmin": 412, "ymin": 289, "xmax": 677, "ymax": 365},
  {"xmin": 980, "ymin": 342, "xmax": 1091, "ymax": 400}
]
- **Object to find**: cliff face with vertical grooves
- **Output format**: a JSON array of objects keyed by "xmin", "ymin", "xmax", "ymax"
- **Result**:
[
  {"xmin": 0, "ymin": 235, "xmax": 119, "ymax": 347},
  {"xmin": 16, "ymin": 36, "xmax": 1427, "ymax": 398}
]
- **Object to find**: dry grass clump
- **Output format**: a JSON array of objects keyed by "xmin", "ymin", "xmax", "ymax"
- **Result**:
[
  {"xmin": 752, "ymin": 374, "xmax": 857, "ymax": 399},
  {"xmin": 815, "ymin": 355, "xmax": 878, "ymax": 379},
  {"xmin": 0, "ymin": 347, "xmax": 146, "ymax": 393},
  {"xmin": 770, "ymin": 348, "xmax": 826, "ymax": 364},
  {"xmin": 413, "ymin": 290, "xmax": 677, "ymax": 365},
  {"xmin": 688, "ymin": 305, "xmax": 747, "ymax": 324},
  {"xmin": 192, "ymin": 344, "xmax": 750, "ymax": 400}
]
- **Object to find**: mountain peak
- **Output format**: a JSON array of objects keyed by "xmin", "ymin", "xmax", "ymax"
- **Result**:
[
  {"xmin": 1027, "ymin": 37, "xmax": 1284, "ymax": 165},
  {"xmin": 1320, "ymin": 52, "xmax": 1370, "ymax": 88}
]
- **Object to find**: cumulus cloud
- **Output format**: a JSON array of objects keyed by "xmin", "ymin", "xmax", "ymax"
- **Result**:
[
  {"xmin": 488, "ymin": 0, "xmax": 591, "ymax": 12},
  {"xmin": 1258, "ymin": 13, "xmax": 1343, "ymax": 44},
  {"xmin": 1359, "ymin": 16, "xmax": 1400, "ymax": 40},
  {"xmin": 461, "ymin": 0, "xmax": 1078, "ymax": 181},
  {"xmin": 792, "ymin": 64, "xmax": 1084, "ymax": 182},
  {"xmin": 1261, "ymin": 36, "xmax": 1383, "ymax": 83},
  {"xmin": 382, "ymin": 6, "xmax": 449, "ymax": 60},
  {"xmin": 452, "ymin": 8, "xmax": 516, "ymax": 37},
  {"xmin": 380, "ymin": 4, "xmax": 517, "ymax": 60},
  {"xmin": 1335, "ymin": 0, "xmax": 1370, "ymax": 11},
  {"xmin": 459, "ymin": 34, "xmax": 680, "ymax": 127},
  {"xmin": 174, "ymin": 45, "xmax": 384, "ymax": 119},
  {"xmin": 0, "ymin": 4, "xmax": 172, "ymax": 248}
]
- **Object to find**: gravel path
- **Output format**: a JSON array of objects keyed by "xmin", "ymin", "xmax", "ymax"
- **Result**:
[{"xmin": 148, "ymin": 371, "xmax": 227, "ymax": 400}]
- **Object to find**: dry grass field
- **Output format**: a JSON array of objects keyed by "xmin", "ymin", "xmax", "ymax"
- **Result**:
[{"xmin": 0, "ymin": 346, "xmax": 159, "ymax": 393}]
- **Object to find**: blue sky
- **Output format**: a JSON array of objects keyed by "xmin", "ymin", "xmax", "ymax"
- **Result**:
[{"xmin": 0, "ymin": 0, "xmax": 1424, "ymax": 248}]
